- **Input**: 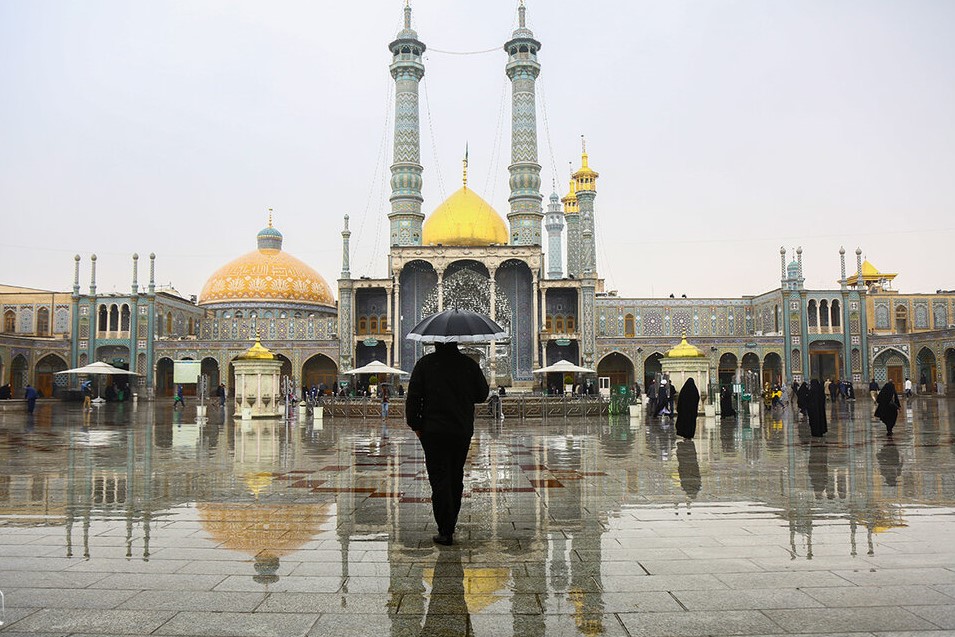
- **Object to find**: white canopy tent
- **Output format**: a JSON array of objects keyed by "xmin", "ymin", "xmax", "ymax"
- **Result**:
[
  {"xmin": 532, "ymin": 360, "xmax": 597, "ymax": 375},
  {"xmin": 344, "ymin": 361, "xmax": 409, "ymax": 376},
  {"xmin": 56, "ymin": 361, "xmax": 140, "ymax": 404}
]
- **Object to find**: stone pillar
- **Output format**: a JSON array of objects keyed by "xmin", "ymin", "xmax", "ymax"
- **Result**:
[
  {"xmin": 393, "ymin": 277, "xmax": 401, "ymax": 369},
  {"xmin": 489, "ymin": 268, "xmax": 497, "ymax": 386},
  {"xmin": 437, "ymin": 269, "xmax": 444, "ymax": 312},
  {"xmin": 532, "ymin": 271, "xmax": 540, "ymax": 368}
]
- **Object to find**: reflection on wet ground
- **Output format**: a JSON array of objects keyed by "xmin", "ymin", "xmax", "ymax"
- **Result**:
[{"xmin": 1, "ymin": 398, "xmax": 955, "ymax": 635}]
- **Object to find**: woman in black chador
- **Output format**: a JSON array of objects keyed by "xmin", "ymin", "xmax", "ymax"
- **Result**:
[
  {"xmin": 675, "ymin": 378, "xmax": 700, "ymax": 440},
  {"xmin": 796, "ymin": 382, "xmax": 810, "ymax": 419},
  {"xmin": 719, "ymin": 385, "xmax": 736, "ymax": 418},
  {"xmin": 807, "ymin": 379, "xmax": 828, "ymax": 437},
  {"xmin": 875, "ymin": 380, "xmax": 901, "ymax": 436}
]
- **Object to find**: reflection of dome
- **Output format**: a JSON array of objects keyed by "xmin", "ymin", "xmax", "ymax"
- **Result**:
[
  {"xmin": 423, "ymin": 567, "xmax": 510, "ymax": 613},
  {"xmin": 198, "ymin": 221, "xmax": 335, "ymax": 307},
  {"xmin": 197, "ymin": 500, "xmax": 332, "ymax": 558},
  {"xmin": 422, "ymin": 187, "xmax": 508, "ymax": 247}
]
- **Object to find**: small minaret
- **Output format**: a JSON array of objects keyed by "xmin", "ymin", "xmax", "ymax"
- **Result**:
[
  {"xmin": 387, "ymin": 2, "xmax": 426, "ymax": 246},
  {"xmin": 505, "ymin": 0, "xmax": 543, "ymax": 246},
  {"xmin": 855, "ymin": 247, "xmax": 863, "ymax": 287},
  {"xmin": 544, "ymin": 188, "xmax": 564, "ymax": 279},
  {"xmin": 89, "ymin": 254, "xmax": 97, "ymax": 295},
  {"xmin": 341, "ymin": 215, "xmax": 351, "ymax": 280},
  {"xmin": 131, "ymin": 253, "xmax": 139, "ymax": 295},
  {"xmin": 73, "ymin": 254, "xmax": 81, "ymax": 297},
  {"xmin": 574, "ymin": 137, "xmax": 599, "ymax": 276},
  {"xmin": 779, "ymin": 246, "xmax": 787, "ymax": 283},
  {"xmin": 796, "ymin": 246, "xmax": 804, "ymax": 281},
  {"xmin": 839, "ymin": 247, "xmax": 847, "ymax": 290},
  {"xmin": 148, "ymin": 253, "xmax": 156, "ymax": 295},
  {"xmin": 562, "ymin": 171, "xmax": 579, "ymax": 277}
]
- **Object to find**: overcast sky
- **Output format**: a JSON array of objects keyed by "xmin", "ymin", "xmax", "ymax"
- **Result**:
[{"xmin": 2, "ymin": 0, "xmax": 953, "ymax": 300}]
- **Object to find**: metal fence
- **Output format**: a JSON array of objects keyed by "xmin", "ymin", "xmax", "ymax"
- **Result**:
[{"xmin": 317, "ymin": 394, "xmax": 609, "ymax": 420}]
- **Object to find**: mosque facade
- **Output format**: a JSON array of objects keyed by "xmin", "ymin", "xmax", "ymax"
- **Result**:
[{"xmin": 2, "ymin": 4, "xmax": 955, "ymax": 399}]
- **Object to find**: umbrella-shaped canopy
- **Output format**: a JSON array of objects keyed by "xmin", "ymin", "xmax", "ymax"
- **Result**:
[
  {"xmin": 56, "ymin": 361, "xmax": 140, "ymax": 375},
  {"xmin": 533, "ymin": 359, "xmax": 597, "ymax": 374},
  {"xmin": 407, "ymin": 308, "xmax": 506, "ymax": 344},
  {"xmin": 344, "ymin": 360, "xmax": 409, "ymax": 376}
]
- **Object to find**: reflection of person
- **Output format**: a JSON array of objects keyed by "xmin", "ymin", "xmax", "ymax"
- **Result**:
[
  {"xmin": 808, "ymin": 443, "xmax": 830, "ymax": 499},
  {"xmin": 24, "ymin": 384, "xmax": 38, "ymax": 413},
  {"xmin": 676, "ymin": 440, "xmax": 701, "ymax": 499},
  {"xmin": 406, "ymin": 342, "xmax": 489, "ymax": 546},
  {"xmin": 875, "ymin": 380, "xmax": 901, "ymax": 436},
  {"xmin": 675, "ymin": 378, "xmax": 700, "ymax": 440},
  {"xmin": 877, "ymin": 441, "xmax": 902, "ymax": 487},
  {"xmin": 380, "ymin": 384, "xmax": 390, "ymax": 420},
  {"xmin": 807, "ymin": 379, "xmax": 828, "ymax": 437},
  {"xmin": 420, "ymin": 547, "xmax": 470, "ymax": 637}
]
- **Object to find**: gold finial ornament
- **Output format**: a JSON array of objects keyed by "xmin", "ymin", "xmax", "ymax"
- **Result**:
[
  {"xmin": 239, "ymin": 334, "xmax": 275, "ymax": 360},
  {"xmin": 462, "ymin": 144, "xmax": 469, "ymax": 189},
  {"xmin": 572, "ymin": 135, "xmax": 599, "ymax": 192},
  {"xmin": 665, "ymin": 334, "xmax": 705, "ymax": 359}
]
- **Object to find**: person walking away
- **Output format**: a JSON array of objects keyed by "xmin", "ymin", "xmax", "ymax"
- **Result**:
[
  {"xmin": 807, "ymin": 379, "xmax": 828, "ymax": 437},
  {"xmin": 720, "ymin": 385, "xmax": 736, "ymax": 418},
  {"xmin": 796, "ymin": 382, "xmax": 810, "ymax": 419},
  {"xmin": 173, "ymin": 384, "xmax": 185, "ymax": 409},
  {"xmin": 216, "ymin": 383, "xmax": 226, "ymax": 409},
  {"xmin": 380, "ymin": 384, "xmax": 390, "ymax": 420},
  {"xmin": 24, "ymin": 384, "xmax": 38, "ymax": 414},
  {"xmin": 904, "ymin": 377, "xmax": 912, "ymax": 399},
  {"xmin": 82, "ymin": 380, "xmax": 93, "ymax": 410},
  {"xmin": 919, "ymin": 373, "xmax": 928, "ymax": 394},
  {"xmin": 824, "ymin": 378, "xmax": 832, "ymax": 401},
  {"xmin": 869, "ymin": 378, "xmax": 880, "ymax": 404},
  {"xmin": 875, "ymin": 380, "xmax": 901, "ymax": 436},
  {"xmin": 406, "ymin": 341, "xmax": 489, "ymax": 546},
  {"xmin": 675, "ymin": 378, "xmax": 700, "ymax": 440}
]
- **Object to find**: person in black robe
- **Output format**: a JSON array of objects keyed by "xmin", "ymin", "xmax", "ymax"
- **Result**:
[
  {"xmin": 874, "ymin": 380, "xmax": 901, "ymax": 436},
  {"xmin": 719, "ymin": 385, "xmax": 736, "ymax": 418},
  {"xmin": 796, "ymin": 382, "xmax": 810, "ymax": 419},
  {"xmin": 657, "ymin": 380, "xmax": 672, "ymax": 416},
  {"xmin": 807, "ymin": 379, "xmax": 828, "ymax": 437},
  {"xmin": 676, "ymin": 440, "xmax": 701, "ymax": 499},
  {"xmin": 675, "ymin": 378, "xmax": 700, "ymax": 439}
]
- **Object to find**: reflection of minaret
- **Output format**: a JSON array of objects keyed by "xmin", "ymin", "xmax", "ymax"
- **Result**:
[
  {"xmin": 544, "ymin": 189, "xmax": 564, "ymax": 279},
  {"xmin": 505, "ymin": 0, "xmax": 543, "ymax": 246},
  {"xmin": 388, "ymin": 3, "xmax": 426, "ymax": 247}
]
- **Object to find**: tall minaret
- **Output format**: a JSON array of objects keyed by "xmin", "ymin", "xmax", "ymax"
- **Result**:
[
  {"xmin": 562, "ymin": 172, "xmax": 580, "ymax": 277},
  {"xmin": 574, "ymin": 137, "xmax": 599, "ymax": 276},
  {"xmin": 544, "ymin": 189, "xmax": 564, "ymax": 279},
  {"xmin": 504, "ymin": 0, "xmax": 543, "ymax": 246},
  {"xmin": 387, "ymin": 2, "xmax": 426, "ymax": 247}
]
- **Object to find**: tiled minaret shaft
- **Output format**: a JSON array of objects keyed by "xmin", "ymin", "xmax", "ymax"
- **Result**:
[
  {"xmin": 505, "ymin": 1, "xmax": 543, "ymax": 246},
  {"xmin": 388, "ymin": 4, "xmax": 426, "ymax": 246}
]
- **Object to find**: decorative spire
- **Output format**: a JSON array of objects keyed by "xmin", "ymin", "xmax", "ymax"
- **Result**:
[
  {"xmin": 268, "ymin": 207, "xmax": 273, "ymax": 228},
  {"xmin": 341, "ymin": 215, "xmax": 351, "ymax": 280},
  {"xmin": 73, "ymin": 254, "xmax": 81, "ymax": 297},
  {"xmin": 148, "ymin": 253, "xmax": 156, "ymax": 295},
  {"xmin": 89, "ymin": 254, "xmax": 97, "ymax": 296},
  {"xmin": 132, "ymin": 253, "xmax": 139, "ymax": 295},
  {"xmin": 462, "ymin": 144, "xmax": 468, "ymax": 189},
  {"xmin": 518, "ymin": 0, "xmax": 526, "ymax": 28},
  {"xmin": 404, "ymin": 0, "xmax": 411, "ymax": 29}
]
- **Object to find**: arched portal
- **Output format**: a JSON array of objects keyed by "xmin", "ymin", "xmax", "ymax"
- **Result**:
[
  {"xmin": 946, "ymin": 348, "xmax": 955, "ymax": 389},
  {"xmin": 302, "ymin": 354, "xmax": 338, "ymax": 394},
  {"xmin": 35, "ymin": 353, "xmax": 68, "ymax": 398},
  {"xmin": 763, "ymin": 352, "xmax": 783, "ymax": 386},
  {"xmin": 643, "ymin": 352, "xmax": 664, "ymax": 388},
  {"xmin": 399, "ymin": 260, "xmax": 438, "ymax": 373},
  {"xmin": 597, "ymin": 352, "xmax": 634, "ymax": 391},
  {"xmin": 156, "ymin": 357, "xmax": 174, "ymax": 397},
  {"xmin": 916, "ymin": 347, "xmax": 937, "ymax": 392},
  {"xmin": 496, "ymin": 259, "xmax": 533, "ymax": 383},
  {"xmin": 274, "ymin": 353, "xmax": 293, "ymax": 382},
  {"xmin": 10, "ymin": 354, "xmax": 28, "ymax": 395},
  {"xmin": 201, "ymin": 357, "xmax": 220, "ymax": 391},
  {"xmin": 809, "ymin": 340, "xmax": 844, "ymax": 382},
  {"xmin": 718, "ymin": 353, "xmax": 738, "ymax": 386},
  {"xmin": 872, "ymin": 348, "xmax": 908, "ymax": 387}
]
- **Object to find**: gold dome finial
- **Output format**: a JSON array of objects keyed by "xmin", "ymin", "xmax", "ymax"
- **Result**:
[
  {"xmin": 573, "ymin": 135, "xmax": 599, "ymax": 192},
  {"xmin": 239, "ymin": 333, "xmax": 275, "ymax": 360},
  {"xmin": 267, "ymin": 208, "xmax": 273, "ymax": 228},
  {"xmin": 462, "ymin": 143, "xmax": 469, "ymax": 189}
]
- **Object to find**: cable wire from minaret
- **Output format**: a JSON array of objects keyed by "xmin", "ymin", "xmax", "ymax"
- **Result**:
[
  {"xmin": 482, "ymin": 75, "xmax": 510, "ymax": 205},
  {"xmin": 354, "ymin": 78, "xmax": 393, "ymax": 277},
  {"xmin": 421, "ymin": 75, "xmax": 447, "ymax": 204},
  {"xmin": 537, "ymin": 74, "xmax": 560, "ymax": 197}
]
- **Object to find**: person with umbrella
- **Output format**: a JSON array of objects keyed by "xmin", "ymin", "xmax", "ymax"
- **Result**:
[{"xmin": 405, "ymin": 309, "xmax": 500, "ymax": 546}]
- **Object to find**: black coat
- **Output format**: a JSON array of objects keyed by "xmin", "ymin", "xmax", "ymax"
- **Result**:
[
  {"xmin": 675, "ymin": 379, "xmax": 700, "ymax": 439},
  {"xmin": 720, "ymin": 386, "xmax": 736, "ymax": 418},
  {"xmin": 807, "ymin": 379, "xmax": 828, "ymax": 437},
  {"xmin": 875, "ymin": 381, "xmax": 901, "ymax": 433},
  {"xmin": 406, "ymin": 343, "xmax": 490, "ymax": 438}
]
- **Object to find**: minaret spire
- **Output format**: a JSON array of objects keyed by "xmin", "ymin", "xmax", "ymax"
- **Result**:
[
  {"xmin": 387, "ymin": 2, "xmax": 426, "ymax": 246},
  {"xmin": 504, "ymin": 0, "xmax": 543, "ymax": 245},
  {"xmin": 462, "ymin": 144, "xmax": 468, "ymax": 189},
  {"xmin": 574, "ymin": 136, "xmax": 599, "ymax": 276}
]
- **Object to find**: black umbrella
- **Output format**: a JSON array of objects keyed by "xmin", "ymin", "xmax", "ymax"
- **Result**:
[{"xmin": 406, "ymin": 308, "xmax": 507, "ymax": 343}]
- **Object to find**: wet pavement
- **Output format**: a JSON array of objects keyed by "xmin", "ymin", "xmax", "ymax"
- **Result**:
[{"xmin": 1, "ymin": 397, "xmax": 955, "ymax": 636}]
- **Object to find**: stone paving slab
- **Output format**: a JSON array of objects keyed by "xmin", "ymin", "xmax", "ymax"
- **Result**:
[
  {"xmin": 152, "ymin": 611, "xmax": 319, "ymax": 637},
  {"xmin": 115, "ymin": 590, "xmax": 268, "ymax": 613},
  {"xmin": 672, "ymin": 588, "xmax": 825, "ymax": 611},
  {"xmin": 617, "ymin": 609, "xmax": 784, "ymax": 636},
  {"xmin": 3, "ymin": 588, "xmax": 138, "ymax": 610},
  {"xmin": 86, "ymin": 573, "xmax": 227, "ymax": 591},
  {"xmin": 5, "ymin": 609, "xmax": 177, "ymax": 634},
  {"xmin": 256, "ymin": 592, "xmax": 398, "ymax": 614},
  {"xmin": 901, "ymin": 604, "xmax": 955, "ymax": 629},
  {"xmin": 801, "ymin": 585, "xmax": 955, "ymax": 608},
  {"xmin": 763, "ymin": 607, "xmax": 940, "ymax": 633}
]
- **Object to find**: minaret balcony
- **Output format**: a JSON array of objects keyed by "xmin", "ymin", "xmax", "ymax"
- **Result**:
[
  {"xmin": 96, "ymin": 330, "xmax": 131, "ymax": 340},
  {"xmin": 807, "ymin": 326, "xmax": 843, "ymax": 335}
]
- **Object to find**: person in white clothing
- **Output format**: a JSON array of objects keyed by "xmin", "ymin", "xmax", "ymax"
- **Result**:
[{"xmin": 904, "ymin": 378, "xmax": 913, "ymax": 398}]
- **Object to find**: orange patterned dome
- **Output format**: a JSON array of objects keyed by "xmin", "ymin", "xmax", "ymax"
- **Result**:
[{"xmin": 198, "ymin": 222, "xmax": 335, "ymax": 307}]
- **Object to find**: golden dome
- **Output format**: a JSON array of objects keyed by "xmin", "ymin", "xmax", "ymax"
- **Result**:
[
  {"xmin": 665, "ymin": 335, "xmax": 705, "ymax": 358},
  {"xmin": 198, "ymin": 221, "xmax": 335, "ymax": 307},
  {"xmin": 422, "ymin": 186, "xmax": 509, "ymax": 247},
  {"xmin": 238, "ymin": 336, "xmax": 275, "ymax": 360},
  {"xmin": 561, "ymin": 176, "xmax": 579, "ymax": 214}
]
